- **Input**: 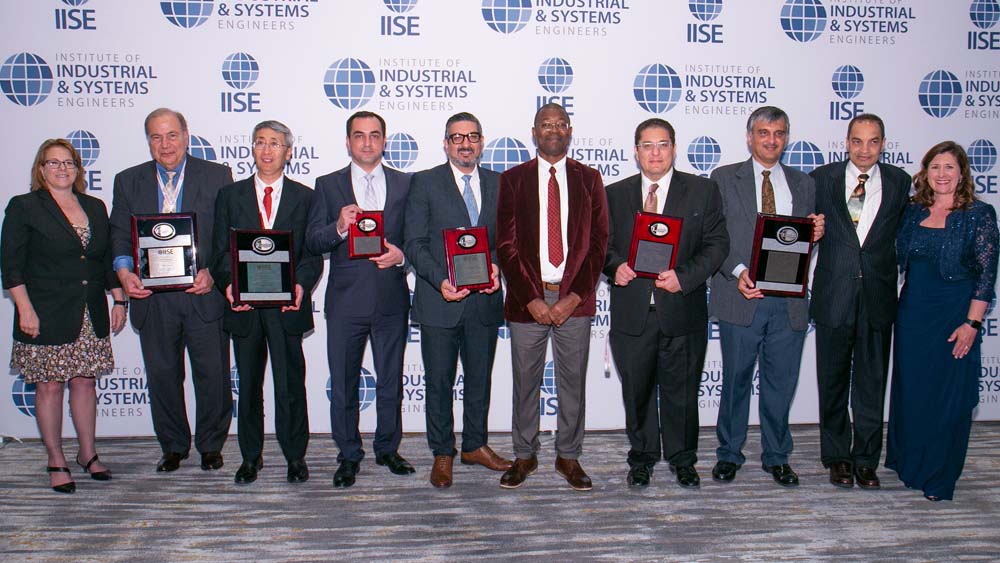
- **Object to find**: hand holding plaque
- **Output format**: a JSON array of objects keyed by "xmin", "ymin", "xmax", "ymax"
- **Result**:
[
  {"xmin": 230, "ymin": 229, "xmax": 295, "ymax": 307},
  {"xmin": 349, "ymin": 210, "xmax": 386, "ymax": 258},
  {"xmin": 444, "ymin": 226, "xmax": 492, "ymax": 291},
  {"xmin": 131, "ymin": 213, "xmax": 198, "ymax": 291},
  {"xmin": 748, "ymin": 213, "xmax": 814, "ymax": 297},
  {"xmin": 628, "ymin": 212, "xmax": 683, "ymax": 278}
]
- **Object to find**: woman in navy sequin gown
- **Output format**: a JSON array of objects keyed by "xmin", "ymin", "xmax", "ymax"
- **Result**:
[{"xmin": 887, "ymin": 141, "xmax": 999, "ymax": 501}]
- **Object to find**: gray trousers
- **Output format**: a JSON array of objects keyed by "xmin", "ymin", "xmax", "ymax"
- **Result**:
[{"xmin": 509, "ymin": 289, "xmax": 592, "ymax": 460}]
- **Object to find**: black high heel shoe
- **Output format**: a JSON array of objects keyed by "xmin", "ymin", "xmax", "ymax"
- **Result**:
[
  {"xmin": 46, "ymin": 467, "xmax": 76, "ymax": 494},
  {"xmin": 77, "ymin": 454, "xmax": 112, "ymax": 481}
]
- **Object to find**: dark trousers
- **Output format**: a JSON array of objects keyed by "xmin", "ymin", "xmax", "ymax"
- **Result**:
[
  {"xmin": 716, "ymin": 297, "xmax": 805, "ymax": 467},
  {"xmin": 326, "ymin": 311, "xmax": 407, "ymax": 463},
  {"xmin": 420, "ymin": 313, "xmax": 499, "ymax": 457},
  {"xmin": 139, "ymin": 292, "xmax": 232, "ymax": 455},
  {"xmin": 611, "ymin": 309, "xmax": 705, "ymax": 468},
  {"xmin": 232, "ymin": 308, "xmax": 309, "ymax": 463},
  {"xmin": 815, "ymin": 298, "xmax": 891, "ymax": 469}
]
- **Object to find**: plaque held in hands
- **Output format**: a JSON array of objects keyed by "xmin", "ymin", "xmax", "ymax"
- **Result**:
[
  {"xmin": 444, "ymin": 226, "xmax": 492, "ymax": 291},
  {"xmin": 748, "ymin": 213, "xmax": 814, "ymax": 298},
  {"xmin": 349, "ymin": 210, "xmax": 385, "ymax": 258},
  {"xmin": 230, "ymin": 229, "xmax": 295, "ymax": 307},
  {"xmin": 131, "ymin": 213, "xmax": 197, "ymax": 291},
  {"xmin": 628, "ymin": 212, "xmax": 683, "ymax": 278}
]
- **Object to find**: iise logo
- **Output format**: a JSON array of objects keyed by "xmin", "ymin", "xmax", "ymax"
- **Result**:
[
  {"xmin": 0, "ymin": 52, "xmax": 53, "ymax": 107},
  {"xmin": 67, "ymin": 129, "xmax": 103, "ymax": 190},
  {"xmin": 780, "ymin": 0, "xmax": 827, "ymax": 43},
  {"xmin": 381, "ymin": 0, "xmax": 421, "ymax": 36},
  {"xmin": 687, "ymin": 136, "xmax": 721, "ymax": 176},
  {"xmin": 918, "ymin": 70, "xmax": 963, "ymax": 118},
  {"xmin": 633, "ymin": 64, "xmax": 682, "ymax": 114},
  {"xmin": 537, "ymin": 57, "xmax": 574, "ymax": 116},
  {"xmin": 781, "ymin": 140, "xmax": 825, "ymax": 174},
  {"xmin": 687, "ymin": 0, "xmax": 724, "ymax": 43},
  {"xmin": 829, "ymin": 65, "xmax": 865, "ymax": 121},
  {"xmin": 383, "ymin": 133, "xmax": 419, "ymax": 170},
  {"xmin": 482, "ymin": 0, "xmax": 532, "ymax": 35},
  {"xmin": 323, "ymin": 58, "xmax": 375, "ymax": 110},
  {"xmin": 540, "ymin": 361, "xmax": 559, "ymax": 416},
  {"xmin": 220, "ymin": 52, "xmax": 261, "ymax": 113},
  {"xmin": 55, "ymin": 0, "xmax": 96, "ymax": 30},
  {"xmin": 161, "ymin": 0, "xmax": 214, "ymax": 29},
  {"xmin": 481, "ymin": 137, "xmax": 531, "ymax": 173},
  {"xmin": 969, "ymin": 139, "xmax": 999, "ymax": 194},
  {"xmin": 969, "ymin": 0, "xmax": 1000, "ymax": 50}
]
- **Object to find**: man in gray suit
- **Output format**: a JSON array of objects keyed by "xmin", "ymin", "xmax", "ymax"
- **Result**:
[
  {"xmin": 708, "ymin": 106, "xmax": 824, "ymax": 487},
  {"xmin": 403, "ymin": 112, "xmax": 512, "ymax": 488},
  {"xmin": 110, "ymin": 107, "xmax": 234, "ymax": 473},
  {"xmin": 810, "ymin": 114, "xmax": 911, "ymax": 490}
]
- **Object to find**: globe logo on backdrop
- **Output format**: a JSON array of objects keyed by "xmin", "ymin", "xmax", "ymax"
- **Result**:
[
  {"xmin": 383, "ymin": 133, "xmax": 419, "ymax": 169},
  {"xmin": 780, "ymin": 0, "xmax": 827, "ymax": 43},
  {"xmin": 482, "ymin": 0, "xmax": 532, "ymax": 35},
  {"xmin": 781, "ymin": 140, "xmax": 825, "ymax": 174},
  {"xmin": 188, "ymin": 135, "xmax": 218, "ymax": 161},
  {"xmin": 12, "ymin": 375, "xmax": 37, "ymax": 418},
  {"xmin": 687, "ymin": 136, "xmax": 722, "ymax": 173},
  {"xmin": 325, "ymin": 368, "xmax": 377, "ymax": 411},
  {"xmin": 633, "ymin": 64, "xmax": 682, "ymax": 114},
  {"xmin": 831, "ymin": 65, "xmax": 864, "ymax": 100},
  {"xmin": 221, "ymin": 53, "xmax": 259, "ymax": 90},
  {"xmin": 384, "ymin": 0, "xmax": 418, "ymax": 13},
  {"xmin": 161, "ymin": 0, "xmax": 214, "ymax": 29},
  {"xmin": 0, "ymin": 52, "xmax": 53, "ymax": 107},
  {"xmin": 968, "ymin": 139, "xmax": 998, "ymax": 173},
  {"xmin": 970, "ymin": 0, "xmax": 1000, "ymax": 29},
  {"xmin": 62, "ymin": 0, "xmax": 89, "ymax": 5},
  {"xmin": 541, "ymin": 361, "xmax": 558, "ymax": 396},
  {"xmin": 689, "ymin": 0, "xmax": 723, "ymax": 21},
  {"xmin": 918, "ymin": 70, "xmax": 963, "ymax": 118},
  {"xmin": 66, "ymin": 130, "xmax": 100, "ymax": 168},
  {"xmin": 481, "ymin": 137, "xmax": 531, "ymax": 173},
  {"xmin": 230, "ymin": 364, "xmax": 240, "ymax": 396},
  {"xmin": 537, "ymin": 58, "xmax": 573, "ymax": 94},
  {"xmin": 323, "ymin": 58, "xmax": 375, "ymax": 110}
]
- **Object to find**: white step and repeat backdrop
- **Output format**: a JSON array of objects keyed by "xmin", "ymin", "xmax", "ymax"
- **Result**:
[{"xmin": 2, "ymin": 0, "xmax": 999, "ymax": 438}]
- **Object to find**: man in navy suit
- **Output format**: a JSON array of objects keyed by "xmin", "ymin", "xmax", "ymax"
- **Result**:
[
  {"xmin": 810, "ymin": 114, "xmax": 911, "ymax": 490},
  {"xmin": 211, "ymin": 120, "xmax": 321, "ymax": 485},
  {"xmin": 404, "ymin": 112, "xmax": 512, "ymax": 488},
  {"xmin": 306, "ymin": 111, "xmax": 413, "ymax": 488},
  {"xmin": 708, "ymin": 106, "xmax": 824, "ymax": 487},
  {"xmin": 110, "ymin": 108, "xmax": 233, "ymax": 473}
]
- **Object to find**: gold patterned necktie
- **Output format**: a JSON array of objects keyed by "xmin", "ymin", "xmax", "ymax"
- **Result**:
[
  {"xmin": 644, "ymin": 183, "xmax": 659, "ymax": 213},
  {"xmin": 761, "ymin": 170, "xmax": 775, "ymax": 215},
  {"xmin": 848, "ymin": 173, "xmax": 868, "ymax": 229},
  {"xmin": 161, "ymin": 170, "xmax": 178, "ymax": 213}
]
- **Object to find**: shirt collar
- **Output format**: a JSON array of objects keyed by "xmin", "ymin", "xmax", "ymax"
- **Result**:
[
  {"xmin": 846, "ymin": 160, "xmax": 879, "ymax": 185},
  {"xmin": 539, "ymin": 155, "xmax": 567, "ymax": 174},
  {"xmin": 155, "ymin": 156, "xmax": 186, "ymax": 182},
  {"xmin": 642, "ymin": 168, "xmax": 673, "ymax": 192},
  {"xmin": 450, "ymin": 163, "xmax": 478, "ymax": 187},
  {"xmin": 350, "ymin": 161, "xmax": 384, "ymax": 183}
]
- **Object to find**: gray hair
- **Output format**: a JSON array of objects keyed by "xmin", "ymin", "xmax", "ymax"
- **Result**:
[
  {"xmin": 746, "ymin": 106, "xmax": 789, "ymax": 134},
  {"xmin": 253, "ymin": 120, "xmax": 294, "ymax": 149},
  {"xmin": 144, "ymin": 107, "xmax": 188, "ymax": 136},
  {"xmin": 444, "ymin": 112, "xmax": 482, "ymax": 138}
]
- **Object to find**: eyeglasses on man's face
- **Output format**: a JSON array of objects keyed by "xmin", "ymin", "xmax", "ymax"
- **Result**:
[
  {"xmin": 636, "ymin": 141, "xmax": 673, "ymax": 152},
  {"xmin": 253, "ymin": 140, "xmax": 287, "ymax": 151},
  {"xmin": 447, "ymin": 132, "xmax": 482, "ymax": 144}
]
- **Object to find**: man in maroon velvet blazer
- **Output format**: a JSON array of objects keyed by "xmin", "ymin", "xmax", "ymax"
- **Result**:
[{"xmin": 496, "ymin": 103, "xmax": 608, "ymax": 491}]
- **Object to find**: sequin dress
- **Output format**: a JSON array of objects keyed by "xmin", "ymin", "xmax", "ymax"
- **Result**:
[{"xmin": 10, "ymin": 225, "xmax": 114, "ymax": 383}]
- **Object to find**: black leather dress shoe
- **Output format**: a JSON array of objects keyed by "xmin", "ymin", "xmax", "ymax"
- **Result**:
[
  {"xmin": 763, "ymin": 463, "xmax": 800, "ymax": 487},
  {"xmin": 287, "ymin": 459, "xmax": 309, "ymax": 483},
  {"xmin": 626, "ymin": 465, "xmax": 652, "ymax": 488},
  {"xmin": 854, "ymin": 466, "xmax": 880, "ymax": 490},
  {"xmin": 829, "ymin": 461, "xmax": 854, "ymax": 488},
  {"xmin": 200, "ymin": 451, "xmax": 224, "ymax": 471},
  {"xmin": 711, "ymin": 461, "xmax": 739, "ymax": 482},
  {"xmin": 156, "ymin": 452, "xmax": 188, "ymax": 473},
  {"xmin": 333, "ymin": 460, "xmax": 359, "ymax": 488},
  {"xmin": 670, "ymin": 464, "xmax": 701, "ymax": 488},
  {"xmin": 375, "ymin": 452, "xmax": 415, "ymax": 475},
  {"xmin": 234, "ymin": 457, "xmax": 263, "ymax": 484}
]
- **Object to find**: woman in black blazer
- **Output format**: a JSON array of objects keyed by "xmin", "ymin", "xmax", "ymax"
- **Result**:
[{"xmin": 1, "ymin": 139, "xmax": 126, "ymax": 493}]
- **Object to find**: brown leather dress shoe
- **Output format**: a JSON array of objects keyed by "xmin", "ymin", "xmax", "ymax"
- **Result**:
[
  {"xmin": 555, "ymin": 456, "xmax": 593, "ymax": 491},
  {"xmin": 854, "ymin": 466, "xmax": 880, "ymax": 489},
  {"xmin": 499, "ymin": 456, "xmax": 538, "ymax": 489},
  {"xmin": 829, "ymin": 461, "xmax": 854, "ymax": 488},
  {"xmin": 461, "ymin": 445, "xmax": 513, "ymax": 471},
  {"xmin": 430, "ymin": 455, "xmax": 453, "ymax": 488}
]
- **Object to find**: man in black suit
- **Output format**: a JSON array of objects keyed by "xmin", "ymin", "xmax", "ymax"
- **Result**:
[
  {"xmin": 306, "ymin": 111, "xmax": 413, "ymax": 488},
  {"xmin": 110, "ymin": 108, "xmax": 234, "ymax": 473},
  {"xmin": 403, "ymin": 112, "xmax": 512, "ymax": 488},
  {"xmin": 210, "ymin": 120, "xmax": 321, "ymax": 485},
  {"xmin": 810, "ymin": 113, "xmax": 911, "ymax": 490},
  {"xmin": 603, "ymin": 118, "xmax": 729, "ymax": 489}
]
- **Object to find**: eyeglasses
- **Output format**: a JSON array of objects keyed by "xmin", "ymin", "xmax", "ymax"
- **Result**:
[
  {"xmin": 537, "ymin": 121, "xmax": 570, "ymax": 133},
  {"xmin": 447, "ymin": 132, "xmax": 482, "ymax": 144},
  {"xmin": 636, "ymin": 141, "xmax": 673, "ymax": 152},
  {"xmin": 253, "ymin": 140, "xmax": 287, "ymax": 151},
  {"xmin": 43, "ymin": 159, "xmax": 77, "ymax": 170}
]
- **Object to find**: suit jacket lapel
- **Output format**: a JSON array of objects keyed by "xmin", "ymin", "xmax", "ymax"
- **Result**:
[
  {"xmin": 862, "ymin": 166, "xmax": 898, "ymax": 249},
  {"xmin": 476, "ymin": 166, "xmax": 495, "ymax": 228},
  {"xmin": 271, "ymin": 179, "xmax": 300, "ymax": 229},
  {"xmin": 139, "ymin": 162, "xmax": 160, "ymax": 214},
  {"xmin": 830, "ymin": 164, "xmax": 861, "ymax": 248},
  {"xmin": 237, "ymin": 179, "xmax": 261, "ymax": 228},
  {"xmin": 38, "ymin": 190, "xmax": 80, "ymax": 243},
  {"xmin": 180, "ymin": 158, "xmax": 200, "ymax": 212},
  {"xmin": 734, "ymin": 159, "xmax": 758, "ymax": 221},
  {"xmin": 338, "ymin": 167, "xmax": 357, "ymax": 206},
  {"xmin": 663, "ymin": 172, "xmax": 687, "ymax": 217}
]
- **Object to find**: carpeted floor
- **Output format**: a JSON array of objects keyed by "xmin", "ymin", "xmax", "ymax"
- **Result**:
[{"xmin": 1, "ymin": 423, "xmax": 998, "ymax": 562}]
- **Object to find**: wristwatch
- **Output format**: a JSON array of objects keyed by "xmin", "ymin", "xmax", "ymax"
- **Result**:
[
  {"xmin": 966, "ymin": 318, "xmax": 982, "ymax": 330},
  {"xmin": 114, "ymin": 300, "xmax": 129, "ymax": 312}
]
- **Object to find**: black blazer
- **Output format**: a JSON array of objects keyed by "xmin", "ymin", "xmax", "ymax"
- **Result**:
[
  {"xmin": 210, "ymin": 176, "xmax": 322, "ymax": 336},
  {"xmin": 810, "ymin": 161, "xmax": 911, "ymax": 329},
  {"xmin": 109, "ymin": 156, "xmax": 233, "ymax": 329},
  {"xmin": 603, "ymin": 171, "xmax": 729, "ymax": 337},
  {"xmin": 403, "ymin": 162, "xmax": 504, "ymax": 329},
  {"xmin": 1, "ymin": 190, "xmax": 118, "ymax": 344}
]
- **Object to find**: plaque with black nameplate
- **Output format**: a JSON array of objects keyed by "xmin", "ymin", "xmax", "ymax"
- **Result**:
[
  {"xmin": 230, "ymin": 229, "xmax": 295, "ymax": 307},
  {"xmin": 444, "ymin": 226, "xmax": 492, "ymax": 291},
  {"xmin": 628, "ymin": 211, "xmax": 683, "ymax": 279},
  {"xmin": 749, "ymin": 213, "xmax": 814, "ymax": 298},
  {"xmin": 349, "ymin": 210, "xmax": 385, "ymax": 258},
  {"xmin": 131, "ymin": 213, "xmax": 197, "ymax": 291}
]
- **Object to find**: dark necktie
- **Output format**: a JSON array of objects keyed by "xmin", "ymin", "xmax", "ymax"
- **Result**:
[{"xmin": 548, "ymin": 166, "xmax": 563, "ymax": 267}]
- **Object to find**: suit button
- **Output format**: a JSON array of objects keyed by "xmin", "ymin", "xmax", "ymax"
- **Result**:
[
  {"xmin": 80, "ymin": 255, "xmax": 86, "ymax": 260},
  {"xmin": 82, "ymin": 280, "xmax": 88, "ymax": 286}
]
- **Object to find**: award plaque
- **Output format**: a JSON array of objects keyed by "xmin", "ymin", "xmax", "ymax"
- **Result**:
[
  {"xmin": 349, "ymin": 210, "xmax": 385, "ymax": 258},
  {"xmin": 131, "ymin": 213, "xmax": 198, "ymax": 290},
  {"xmin": 444, "ymin": 226, "xmax": 492, "ymax": 291},
  {"xmin": 627, "ymin": 212, "xmax": 683, "ymax": 279},
  {"xmin": 749, "ymin": 213, "xmax": 814, "ymax": 297},
  {"xmin": 230, "ymin": 229, "xmax": 295, "ymax": 307}
]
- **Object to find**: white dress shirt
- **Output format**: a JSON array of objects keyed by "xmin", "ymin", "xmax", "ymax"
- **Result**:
[
  {"xmin": 254, "ymin": 174, "xmax": 284, "ymax": 230},
  {"xmin": 845, "ymin": 161, "xmax": 882, "ymax": 246},
  {"xmin": 537, "ymin": 156, "xmax": 569, "ymax": 284},
  {"xmin": 733, "ymin": 160, "xmax": 794, "ymax": 278},
  {"xmin": 450, "ymin": 163, "xmax": 482, "ymax": 217}
]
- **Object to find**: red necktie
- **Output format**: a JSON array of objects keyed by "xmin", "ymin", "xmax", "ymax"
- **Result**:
[
  {"xmin": 548, "ymin": 166, "xmax": 563, "ymax": 267},
  {"xmin": 262, "ymin": 186, "xmax": 273, "ymax": 226}
]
